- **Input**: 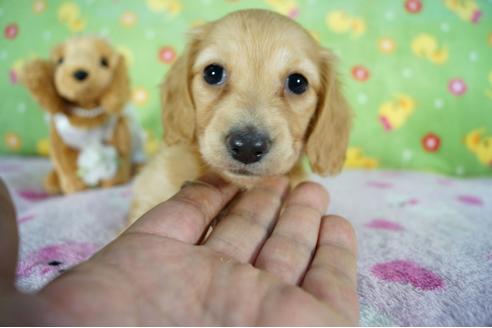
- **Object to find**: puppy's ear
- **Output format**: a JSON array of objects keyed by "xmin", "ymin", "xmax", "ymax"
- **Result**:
[
  {"xmin": 100, "ymin": 54, "xmax": 130, "ymax": 113},
  {"xmin": 21, "ymin": 57, "xmax": 65, "ymax": 114},
  {"xmin": 305, "ymin": 49, "xmax": 352, "ymax": 176},
  {"xmin": 161, "ymin": 28, "xmax": 204, "ymax": 146}
]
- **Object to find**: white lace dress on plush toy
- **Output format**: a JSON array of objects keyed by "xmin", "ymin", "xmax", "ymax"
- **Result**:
[{"xmin": 52, "ymin": 105, "xmax": 146, "ymax": 186}]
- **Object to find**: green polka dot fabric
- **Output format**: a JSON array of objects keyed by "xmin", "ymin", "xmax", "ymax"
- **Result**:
[{"xmin": 1, "ymin": 0, "xmax": 491, "ymax": 176}]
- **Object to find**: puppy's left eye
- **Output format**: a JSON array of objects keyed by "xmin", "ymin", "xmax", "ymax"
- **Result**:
[
  {"xmin": 203, "ymin": 64, "xmax": 226, "ymax": 85},
  {"xmin": 286, "ymin": 73, "xmax": 308, "ymax": 95},
  {"xmin": 100, "ymin": 57, "xmax": 109, "ymax": 68}
]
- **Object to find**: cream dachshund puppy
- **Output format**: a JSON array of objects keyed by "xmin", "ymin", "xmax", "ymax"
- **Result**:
[{"xmin": 130, "ymin": 9, "xmax": 351, "ymax": 222}]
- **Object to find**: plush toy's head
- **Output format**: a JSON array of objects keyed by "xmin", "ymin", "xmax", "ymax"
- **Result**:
[{"xmin": 51, "ymin": 37, "xmax": 129, "ymax": 111}]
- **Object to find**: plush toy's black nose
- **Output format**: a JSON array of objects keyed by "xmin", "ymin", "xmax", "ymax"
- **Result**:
[
  {"xmin": 73, "ymin": 70, "xmax": 89, "ymax": 81},
  {"xmin": 227, "ymin": 126, "xmax": 271, "ymax": 165}
]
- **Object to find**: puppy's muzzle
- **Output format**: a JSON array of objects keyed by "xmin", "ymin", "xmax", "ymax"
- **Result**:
[{"xmin": 226, "ymin": 126, "xmax": 271, "ymax": 165}]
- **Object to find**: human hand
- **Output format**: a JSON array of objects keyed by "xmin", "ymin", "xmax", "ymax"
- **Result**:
[{"xmin": 0, "ymin": 175, "xmax": 359, "ymax": 325}]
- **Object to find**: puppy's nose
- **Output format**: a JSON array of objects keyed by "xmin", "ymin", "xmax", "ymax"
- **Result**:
[
  {"xmin": 227, "ymin": 126, "xmax": 271, "ymax": 165},
  {"xmin": 73, "ymin": 70, "xmax": 89, "ymax": 81}
]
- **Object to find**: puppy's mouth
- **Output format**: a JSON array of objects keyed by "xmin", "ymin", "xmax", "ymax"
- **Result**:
[{"xmin": 227, "ymin": 168, "xmax": 255, "ymax": 176}]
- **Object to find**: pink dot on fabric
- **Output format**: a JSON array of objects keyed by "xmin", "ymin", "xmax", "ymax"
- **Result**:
[
  {"xmin": 371, "ymin": 260, "xmax": 444, "ymax": 290},
  {"xmin": 436, "ymin": 178, "xmax": 452, "ymax": 186},
  {"xmin": 448, "ymin": 78, "xmax": 467, "ymax": 96},
  {"xmin": 17, "ymin": 190, "xmax": 50, "ymax": 201},
  {"xmin": 365, "ymin": 219, "xmax": 404, "ymax": 231},
  {"xmin": 457, "ymin": 195, "xmax": 483, "ymax": 206},
  {"xmin": 9, "ymin": 69, "xmax": 17, "ymax": 84},
  {"xmin": 288, "ymin": 8, "xmax": 299, "ymax": 18},
  {"xmin": 18, "ymin": 214, "xmax": 35, "ymax": 224},
  {"xmin": 366, "ymin": 181, "xmax": 393, "ymax": 189}
]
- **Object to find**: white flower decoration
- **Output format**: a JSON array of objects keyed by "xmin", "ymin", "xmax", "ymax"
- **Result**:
[{"xmin": 77, "ymin": 142, "xmax": 118, "ymax": 186}]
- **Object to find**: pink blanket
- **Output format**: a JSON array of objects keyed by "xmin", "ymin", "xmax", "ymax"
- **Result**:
[{"xmin": 1, "ymin": 156, "xmax": 491, "ymax": 325}]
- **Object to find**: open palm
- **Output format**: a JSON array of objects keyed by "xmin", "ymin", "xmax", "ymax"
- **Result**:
[{"xmin": 0, "ymin": 175, "xmax": 358, "ymax": 326}]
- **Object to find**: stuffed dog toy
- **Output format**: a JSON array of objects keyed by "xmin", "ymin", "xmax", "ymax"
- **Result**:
[
  {"xmin": 22, "ymin": 36, "xmax": 145, "ymax": 194},
  {"xmin": 130, "ymin": 9, "xmax": 351, "ymax": 221}
]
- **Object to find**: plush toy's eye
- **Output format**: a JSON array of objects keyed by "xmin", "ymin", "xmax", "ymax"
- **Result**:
[
  {"xmin": 57, "ymin": 57, "xmax": 64, "ymax": 65},
  {"xmin": 100, "ymin": 57, "xmax": 109, "ymax": 68},
  {"xmin": 203, "ymin": 64, "xmax": 226, "ymax": 85},
  {"xmin": 285, "ymin": 73, "xmax": 308, "ymax": 95}
]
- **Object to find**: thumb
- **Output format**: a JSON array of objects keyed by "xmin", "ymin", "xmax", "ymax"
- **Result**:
[{"xmin": 0, "ymin": 179, "xmax": 18, "ymax": 291}]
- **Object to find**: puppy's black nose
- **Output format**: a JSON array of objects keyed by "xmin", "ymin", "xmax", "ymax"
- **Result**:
[
  {"xmin": 73, "ymin": 70, "xmax": 89, "ymax": 81},
  {"xmin": 227, "ymin": 126, "xmax": 271, "ymax": 165}
]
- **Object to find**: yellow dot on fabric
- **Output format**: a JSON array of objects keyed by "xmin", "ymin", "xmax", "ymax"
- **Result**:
[
  {"xmin": 132, "ymin": 87, "xmax": 149, "ymax": 107},
  {"xmin": 120, "ymin": 11, "xmax": 137, "ymax": 27},
  {"xmin": 58, "ymin": 2, "xmax": 80, "ymax": 23},
  {"xmin": 67, "ymin": 17, "xmax": 86, "ymax": 32},
  {"xmin": 37, "ymin": 139, "xmax": 50, "ymax": 156},
  {"xmin": 32, "ymin": 0, "xmax": 47, "ymax": 14},
  {"xmin": 4, "ymin": 132, "xmax": 22, "ymax": 151},
  {"xmin": 378, "ymin": 37, "xmax": 396, "ymax": 54},
  {"xmin": 144, "ymin": 130, "xmax": 160, "ymax": 155}
]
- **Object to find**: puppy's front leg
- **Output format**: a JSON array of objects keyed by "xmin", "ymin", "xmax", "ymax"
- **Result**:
[
  {"xmin": 101, "ymin": 117, "xmax": 132, "ymax": 188},
  {"xmin": 49, "ymin": 127, "xmax": 86, "ymax": 194},
  {"xmin": 128, "ymin": 144, "xmax": 205, "ymax": 223}
]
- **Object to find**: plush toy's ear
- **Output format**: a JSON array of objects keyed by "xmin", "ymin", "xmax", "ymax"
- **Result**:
[
  {"xmin": 100, "ymin": 54, "xmax": 130, "ymax": 113},
  {"xmin": 161, "ymin": 27, "xmax": 205, "ymax": 146},
  {"xmin": 305, "ymin": 49, "xmax": 352, "ymax": 176},
  {"xmin": 21, "ymin": 58, "xmax": 65, "ymax": 114},
  {"xmin": 466, "ymin": 128, "xmax": 485, "ymax": 152}
]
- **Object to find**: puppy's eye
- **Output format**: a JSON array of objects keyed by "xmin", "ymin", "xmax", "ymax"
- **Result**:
[
  {"xmin": 203, "ymin": 64, "xmax": 226, "ymax": 85},
  {"xmin": 100, "ymin": 57, "xmax": 109, "ymax": 68},
  {"xmin": 57, "ymin": 57, "xmax": 64, "ymax": 65},
  {"xmin": 286, "ymin": 73, "xmax": 308, "ymax": 95}
]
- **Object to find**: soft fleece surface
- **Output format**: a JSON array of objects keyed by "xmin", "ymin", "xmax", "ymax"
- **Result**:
[{"xmin": 1, "ymin": 156, "xmax": 491, "ymax": 326}]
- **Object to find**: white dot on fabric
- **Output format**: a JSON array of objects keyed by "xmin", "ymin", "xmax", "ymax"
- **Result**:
[
  {"xmin": 17, "ymin": 103, "xmax": 26, "ymax": 113},
  {"xmin": 0, "ymin": 50, "xmax": 8, "ymax": 60},
  {"xmin": 385, "ymin": 11, "xmax": 394, "ymax": 21},
  {"xmin": 402, "ymin": 68, "xmax": 413, "ymax": 79},
  {"xmin": 145, "ymin": 29, "xmax": 156, "ymax": 39},
  {"xmin": 402, "ymin": 149, "xmax": 413, "ymax": 161},
  {"xmin": 43, "ymin": 31, "xmax": 52, "ymax": 40},
  {"xmin": 469, "ymin": 51, "xmax": 479, "ymax": 62},
  {"xmin": 440, "ymin": 22, "xmax": 450, "ymax": 32},
  {"xmin": 357, "ymin": 93, "xmax": 368, "ymax": 104},
  {"xmin": 434, "ymin": 98, "xmax": 444, "ymax": 109},
  {"xmin": 100, "ymin": 27, "xmax": 110, "ymax": 37}
]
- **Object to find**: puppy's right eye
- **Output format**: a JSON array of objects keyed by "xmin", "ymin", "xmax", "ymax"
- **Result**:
[
  {"xmin": 203, "ymin": 64, "xmax": 226, "ymax": 85},
  {"xmin": 57, "ymin": 57, "xmax": 64, "ymax": 65}
]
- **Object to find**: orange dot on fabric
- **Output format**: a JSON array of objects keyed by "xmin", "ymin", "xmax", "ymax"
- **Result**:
[{"xmin": 4, "ymin": 132, "xmax": 22, "ymax": 151}]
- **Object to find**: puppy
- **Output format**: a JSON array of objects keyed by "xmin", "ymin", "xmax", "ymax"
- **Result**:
[
  {"xmin": 130, "ymin": 9, "xmax": 351, "ymax": 221},
  {"xmin": 22, "ymin": 37, "xmax": 145, "ymax": 194}
]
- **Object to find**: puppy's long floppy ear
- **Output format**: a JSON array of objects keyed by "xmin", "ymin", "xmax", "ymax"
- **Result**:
[
  {"xmin": 20, "ymin": 44, "xmax": 66, "ymax": 114},
  {"xmin": 161, "ymin": 28, "xmax": 204, "ymax": 146},
  {"xmin": 100, "ymin": 54, "xmax": 130, "ymax": 113},
  {"xmin": 305, "ymin": 49, "xmax": 352, "ymax": 176}
]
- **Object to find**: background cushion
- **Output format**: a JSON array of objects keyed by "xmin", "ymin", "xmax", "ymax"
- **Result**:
[{"xmin": 1, "ymin": 0, "xmax": 491, "ymax": 176}]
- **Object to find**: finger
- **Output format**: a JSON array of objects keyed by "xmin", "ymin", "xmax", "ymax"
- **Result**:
[
  {"xmin": 302, "ymin": 215, "xmax": 359, "ymax": 323},
  {"xmin": 0, "ymin": 179, "xmax": 18, "ymax": 291},
  {"xmin": 204, "ymin": 176, "xmax": 289, "ymax": 262},
  {"xmin": 128, "ymin": 173, "xmax": 238, "ymax": 244},
  {"xmin": 255, "ymin": 182, "xmax": 329, "ymax": 284}
]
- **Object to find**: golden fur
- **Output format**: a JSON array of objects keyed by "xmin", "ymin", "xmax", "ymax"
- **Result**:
[
  {"xmin": 22, "ymin": 36, "xmax": 133, "ymax": 194},
  {"xmin": 130, "ymin": 9, "xmax": 351, "ymax": 221}
]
